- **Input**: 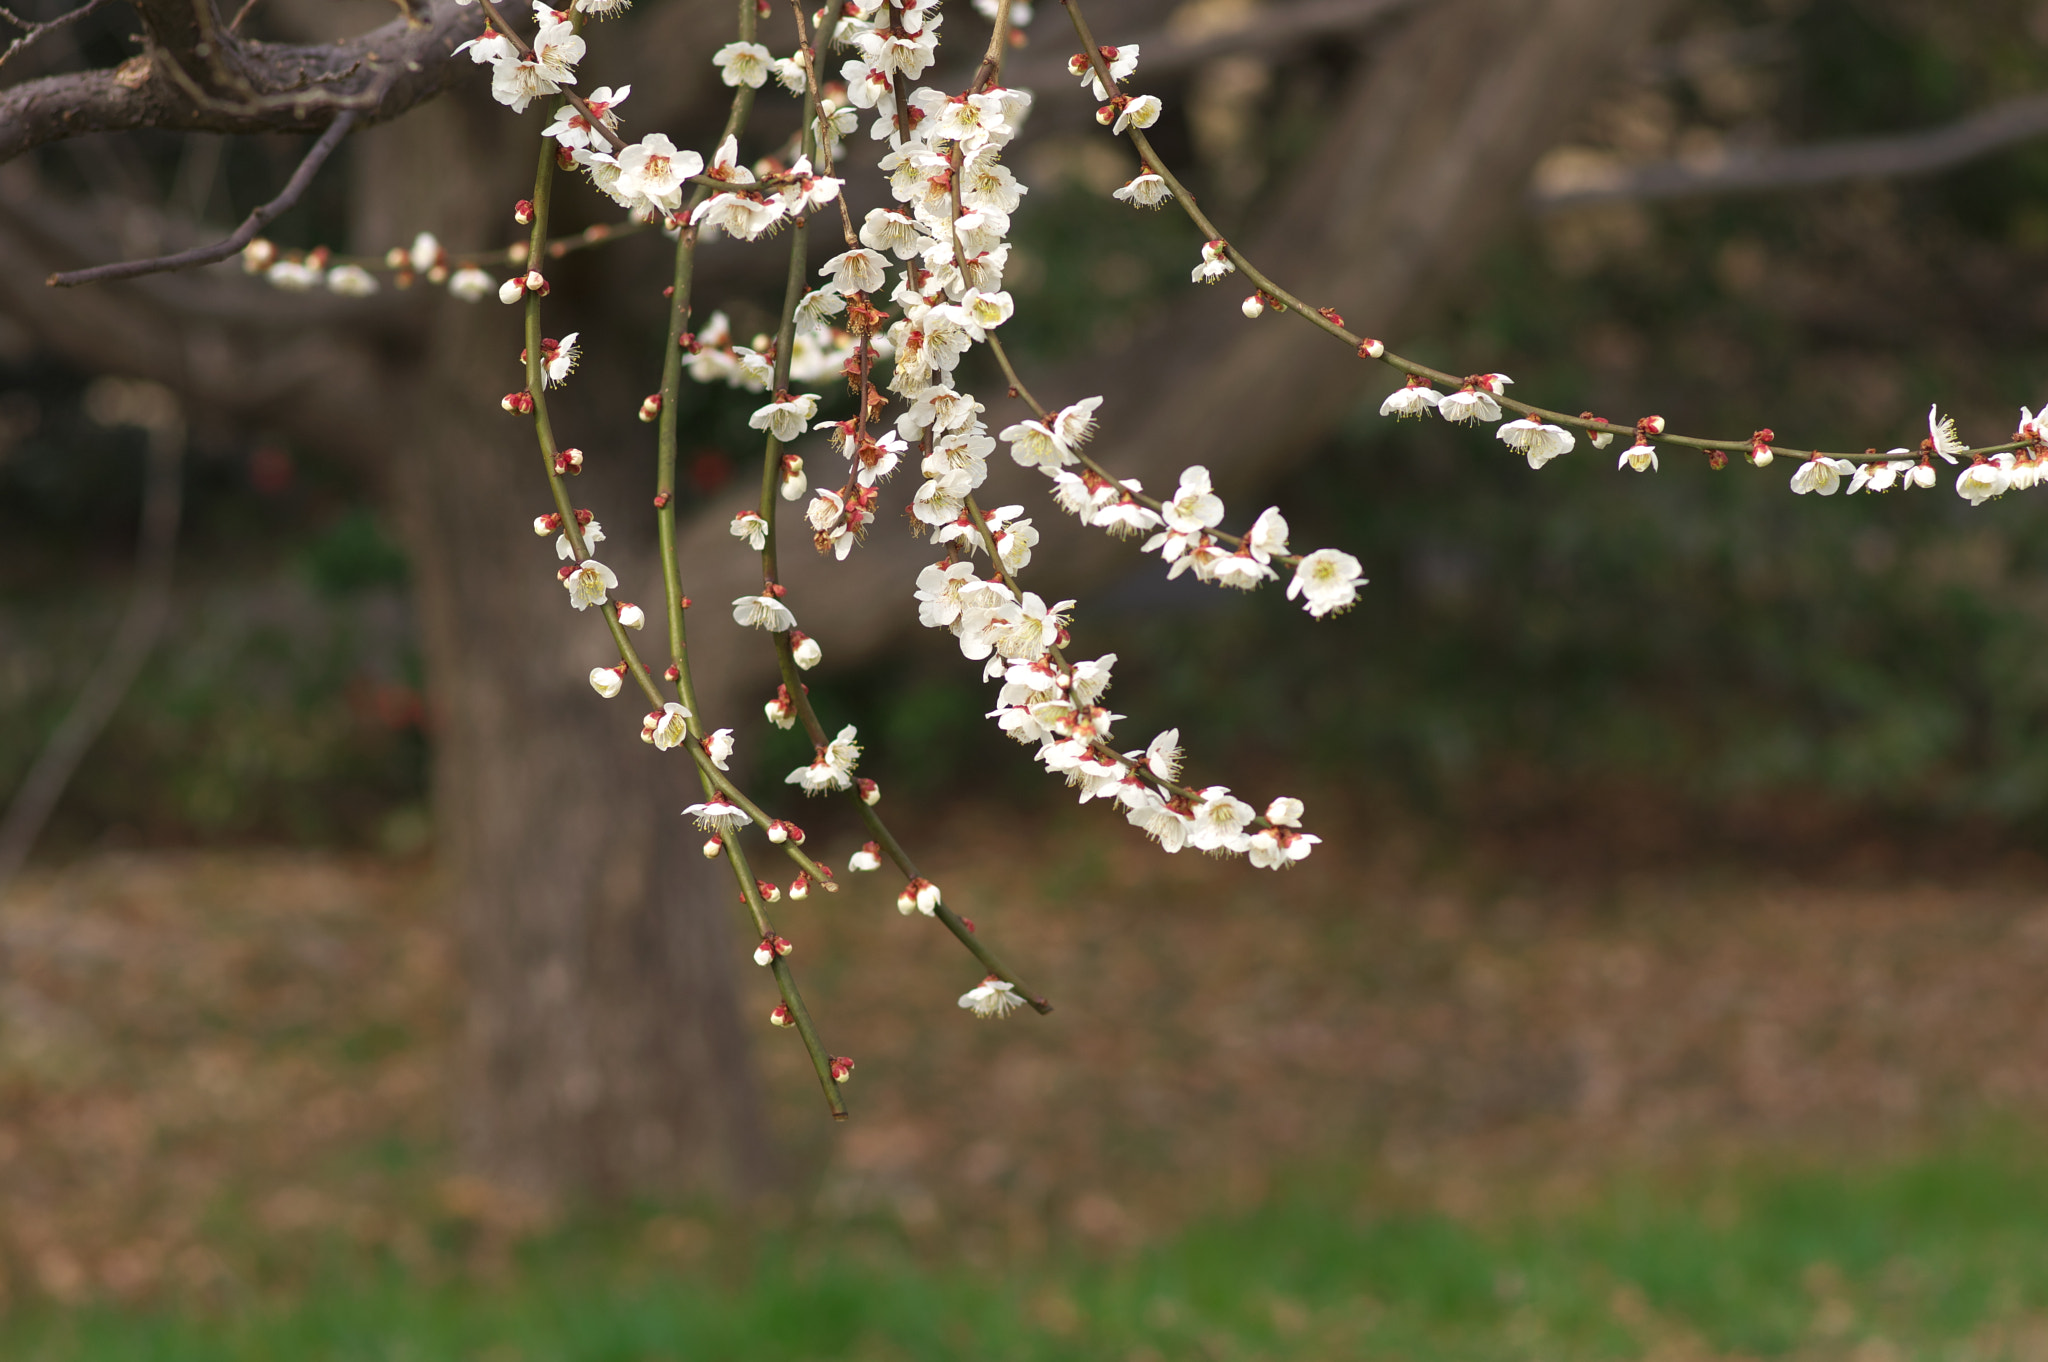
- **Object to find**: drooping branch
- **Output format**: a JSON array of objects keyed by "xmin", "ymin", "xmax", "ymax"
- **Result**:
[
  {"xmin": 1533, "ymin": 91, "xmax": 2048, "ymax": 209},
  {"xmin": 1008, "ymin": 0, "xmax": 1419, "ymax": 88},
  {"xmin": 0, "ymin": 0, "xmax": 472, "ymax": 161},
  {"xmin": 47, "ymin": 108, "xmax": 354, "ymax": 286}
]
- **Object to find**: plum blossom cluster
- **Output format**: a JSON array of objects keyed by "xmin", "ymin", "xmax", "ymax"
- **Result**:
[{"xmin": 1380, "ymin": 362, "xmax": 2042, "ymax": 508}]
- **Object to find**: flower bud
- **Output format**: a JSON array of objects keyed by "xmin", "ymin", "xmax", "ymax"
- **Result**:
[
  {"xmin": 767, "ymin": 820, "xmax": 790, "ymax": 844},
  {"xmin": 769, "ymin": 1003, "xmax": 793, "ymax": 1027},
  {"xmin": 533, "ymin": 513, "xmax": 560, "ymax": 536},
  {"xmin": 1641, "ymin": 414, "xmax": 1666, "ymax": 436},
  {"xmin": 498, "ymin": 277, "xmax": 525, "ymax": 305},
  {"xmin": 913, "ymin": 877, "xmax": 941, "ymax": 915},
  {"xmin": 242, "ymin": 238, "xmax": 278, "ymax": 273},
  {"xmin": 775, "ymin": 935, "xmax": 793, "ymax": 956},
  {"xmin": 790, "ymin": 631, "xmax": 822, "ymax": 670},
  {"xmin": 554, "ymin": 448, "xmax": 584, "ymax": 476},
  {"xmin": 1708, "ymin": 449, "xmax": 1729, "ymax": 471},
  {"xmin": 1357, "ymin": 338, "xmax": 1385, "ymax": 359},
  {"xmin": 779, "ymin": 453, "xmax": 807, "ymax": 501},
  {"xmin": 524, "ymin": 269, "xmax": 547, "ymax": 293},
  {"xmin": 639, "ymin": 393, "xmax": 663, "ymax": 423},
  {"xmin": 502, "ymin": 390, "xmax": 535, "ymax": 415},
  {"xmin": 1095, "ymin": 103, "xmax": 1115, "ymax": 125},
  {"xmin": 790, "ymin": 873, "xmax": 811, "ymax": 901},
  {"xmin": 514, "ymin": 199, "xmax": 534, "ymax": 225},
  {"xmin": 757, "ymin": 879, "xmax": 782, "ymax": 904},
  {"xmin": 615, "ymin": 601, "xmax": 645, "ymax": 630},
  {"xmin": 897, "ymin": 884, "xmax": 918, "ymax": 915},
  {"xmin": 829, "ymin": 1055, "xmax": 855, "ymax": 1083},
  {"xmin": 1750, "ymin": 429, "xmax": 1776, "ymax": 467},
  {"xmin": 857, "ymin": 777, "xmax": 880, "ymax": 806},
  {"xmin": 589, "ymin": 666, "xmax": 624, "ymax": 698},
  {"xmin": 703, "ymin": 835, "xmax": 724, "ymax": 859},
  {"xmin": 1241, "ymin": 294, "xmax": 1264, "ymax": 319},
  {"xmin": 753, "ymin": 939, "xmax": 774, "ymax": 966},
  {"xmin": 849, "ymin": 841, "xmax": 881, "ymax": 873}
]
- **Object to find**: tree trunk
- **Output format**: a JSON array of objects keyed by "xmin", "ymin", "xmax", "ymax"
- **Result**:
[{"xmin": 351, "ymin": 86, "xmax": 774, "ymax": 1201}]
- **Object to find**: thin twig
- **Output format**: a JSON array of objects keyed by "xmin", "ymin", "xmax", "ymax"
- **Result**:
[
  {"xmin": 47, "ymin": 110, "xmax": 358, "ymax": 287},
  {"xmin": 0, "ymin": 405, "xmax": 183, "ymax": 907},
  {"xmin": 0, "ymin": 0, "xmax": 113, "ymax": 74}
]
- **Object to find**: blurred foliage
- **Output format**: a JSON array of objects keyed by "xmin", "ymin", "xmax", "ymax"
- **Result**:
[{"xmin": 0, "ymin": 362, "xmax": 428, "ymax": 854}]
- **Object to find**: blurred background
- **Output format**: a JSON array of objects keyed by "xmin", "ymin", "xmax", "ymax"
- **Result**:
[{"xmin": 6, "ymin": 0, "xmax": 2048, "ymax": 1355}]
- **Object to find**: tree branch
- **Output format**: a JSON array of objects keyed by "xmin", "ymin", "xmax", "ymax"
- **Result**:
[
  {"xmin": 47, "ymin": 107, "xmax": 355, "ymax": 286},
  {"xmin": 0, "ymin": 0, "xmax": 116, "ymax": 75},
  {"xmin": 1532, "ymin": 91, "xmax": 2048, "ymax": 209},
  {"xmin": 0, "ymin": 0, "xmax": 472, "ymax": 161},
  {"xmin": 1007, "ymin": 0, "xmax": 1418, "ymax": 88}
]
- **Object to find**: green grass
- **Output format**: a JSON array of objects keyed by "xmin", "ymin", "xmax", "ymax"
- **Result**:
[{"xmin": 14, "ymin": 1143, "xmax": 2048, "ymax": 1360}]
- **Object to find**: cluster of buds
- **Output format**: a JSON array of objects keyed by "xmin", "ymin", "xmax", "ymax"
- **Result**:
[{"xmin": 752, "ymin": 933, "xmax": 793, "ymax": 966}]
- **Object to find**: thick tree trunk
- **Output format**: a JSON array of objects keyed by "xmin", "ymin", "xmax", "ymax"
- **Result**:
[{"xmin": 351, "ymin": 85, "xmax": 774, "ymax": 1200}]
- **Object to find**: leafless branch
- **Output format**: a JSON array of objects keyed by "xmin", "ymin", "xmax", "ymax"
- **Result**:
[
  {"xmin": 0, "ymin": 391, "xmax": 183, "ymax": 908},
  {"xmin": 47, "ymin": 108, "xmax": 355, "ymax": 286},
  {"xmin": 1007, "ymin": 0, "xmax": 1420, "ymax": 89},
  {"xmin": 0, "ymin": 0, "xmax": 472, "ymax": 161},
  {"xmin": 0, "ymin": 0, "xmax": 115, "ymax": 74},
  {"xmin": 1533, "ymin": 91, "xmax": 2048, "ymax": 209}
]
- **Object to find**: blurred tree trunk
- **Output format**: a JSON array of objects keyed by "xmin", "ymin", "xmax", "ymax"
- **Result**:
[{"xmin": 352, "ymin": 94, "xmax": 774, "ymax": 1202}]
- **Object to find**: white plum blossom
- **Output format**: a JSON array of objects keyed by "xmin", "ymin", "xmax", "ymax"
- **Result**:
[
  {"xmin": 1190, "ymin": 239, "xmax": 1234, "ymax": 284},
  {"xmin": 730, "ymin": 511, "xmax": 769, "ymax": 550},
  {"xmin": 1929, "ymin": 404, "xmax": 1968, "ymax": 463},
  {"xmin": 325, "ymin": 265, "xmax": 377, "ymax": 297},
  {"xmin": 1112, "ymin": 93, "xmax": 1161, "ymax": 135},
  {"xmin": 749, "ymin": 392, "xmax": 821, "ymax": 442},
  {"xmin": 820, "ymin": 247, "xmax": 888, "ymax": 294},
  {"xmin": 544, "ymin": 332, "xmax": 580, "ymax": 386},
  {"xmin": 1287, "ymin": 548, "xmax": 1364, "ymax": 618},
  {"xmin": 959, "ymin": 976, "xmax": 1025, "ymax": 1018},
  {"xmin": 588, "ymin": 666, "xmax": 623, "ymax": 698},
  {"xmin": 1957, "ymin": 457, "xmax": 2013, "ymax": 505},
  {"xmin": 1439, "ymin": 375, "xmax": 1511, "ymax": 424},
  {"xmin": 447, "ymin": 267, "xmax": 494, "ymax": 302},
  {"xmin": 1380, "ymin": 379, "xmax": 1440, "ymax": 419},
  {"xmin": 1497, "ymin": 417, "xmax": 1575, "ymax": 468},
  {"xmin": 1189, "ymin": 787, "xmax": 1254, "ymax": 853},
  {"xmin": 1246, "ymin": 507, "xmax": 1289, "ymax": 563},
  {"xmin": 788, "ymin": 724, "xmax": 860, "ymax": 793},
  {"xmin": 1163, "ymin": 466, "xmax": 1224, "ymax": 533},
  {"xmin": 1790, "ymin": 455, "xmax": 1856, "ymax": 496},
  {"xmin": 703, "ymin": 728, "xmax": 735, "ymax": 770},
  {"xmin": 713, "ymin": 40, "xmax": 771, "ymax": 87},
  {"xmin": 613, "ymin": 133, "xmax": 701, "ymax": 212},
  {"xmin": 648, "ymin": 701, "xmax": 691, "ymax": 750},
  {"xmin": 563, "ymin": 559, "xmax": 616, "ymax": 610},
  {"xmin": 732, "ymin": 593, "xmax": 797, "ymax": 631},
  {"xmin": 682, "ymin": 792, "xmax": 752, "ymax": 833},
  {"xmin": 1619, "ymin": 439, "xmax": 1658, "ymax": 473},
  {"xmin": 544, "ymin": 85, "xmax": 629, "ymax": 150},
  {"xmin": 1070, "ymin": 43, "xmax": 1139, "ymax": 97},
  {"xmin": 1113, "ymin": 172, "xmax": 1171, "ymax": 208}
]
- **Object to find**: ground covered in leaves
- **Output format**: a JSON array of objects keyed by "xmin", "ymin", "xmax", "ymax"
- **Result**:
[{"xmin": 3, "ymin": 806, "xmax": 2048, "ymax": 1357}]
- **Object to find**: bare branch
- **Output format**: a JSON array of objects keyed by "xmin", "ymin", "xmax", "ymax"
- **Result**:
[
  {"xmin": 1533, "ymin": 91, "xmax": 2048, "ymax": 209},
  {"xmin": 1007, "ymin": 0, "xmax": 1419, "ymax": 88},
  {"xmin": 47, "ymin": 108, "xmax": 356, "ymax": 286},
  {"xmin": 0, "ymin": 0, "xmax": 115, "ymax": 75},
  {"xmin": 0, "ymin": 0, "xmax": 472, "ymax": 161}
]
